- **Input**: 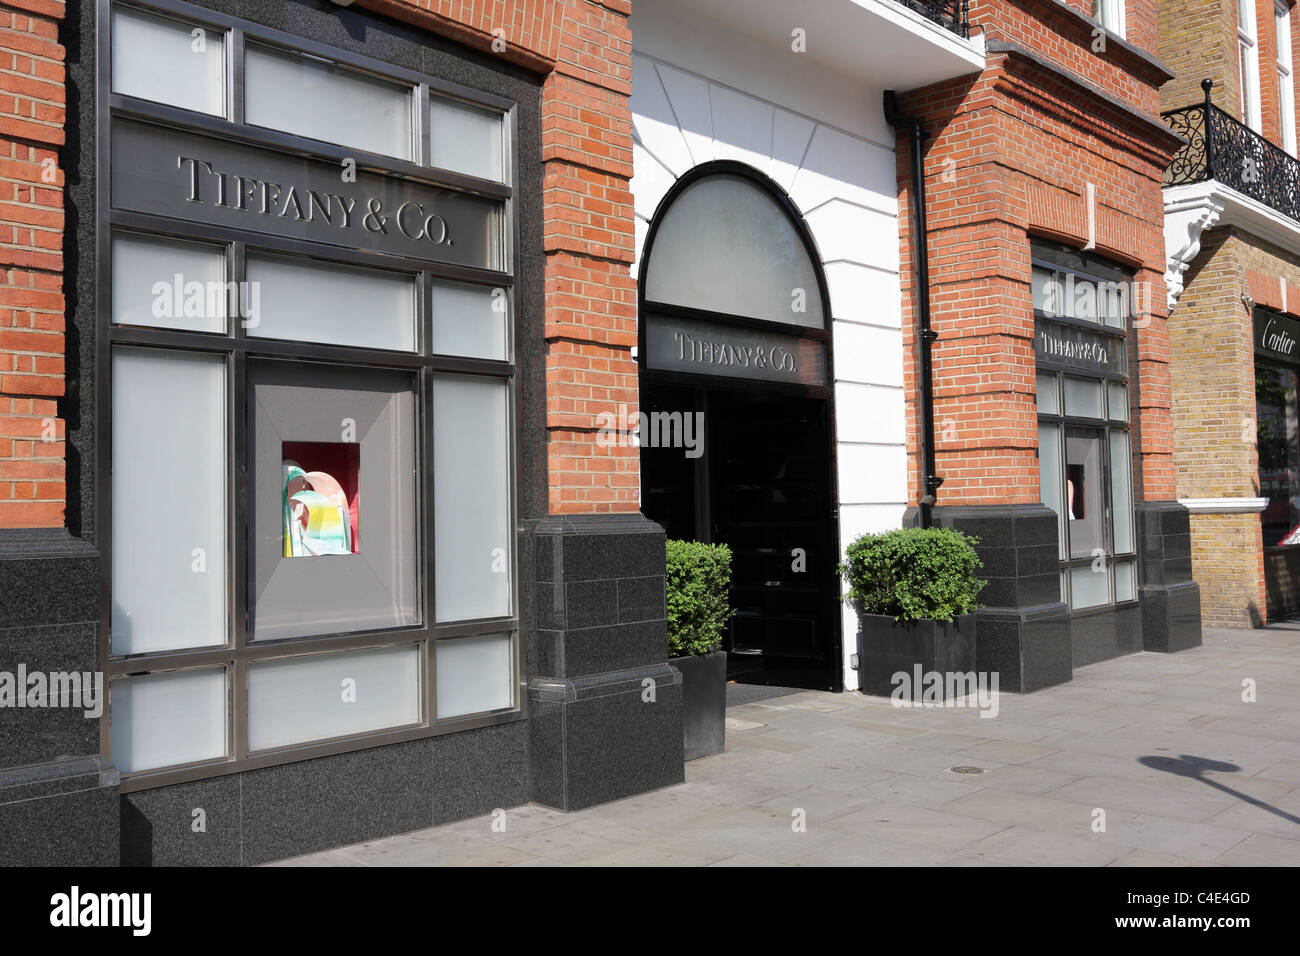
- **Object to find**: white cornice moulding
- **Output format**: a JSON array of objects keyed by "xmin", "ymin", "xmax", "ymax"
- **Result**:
[
  {"xmin": 1177, "ymin": 496, "xmax": 1268, "ymax": 514},
  {"xmin": 1164, "ymin": 180, "xmax": 1300, "ymax": 309}
]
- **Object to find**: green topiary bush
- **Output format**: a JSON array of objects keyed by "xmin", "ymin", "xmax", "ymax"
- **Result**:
[
  {"xmin": 666, "ymin": 539, "xmax": 734, "ymax": 657},
  {"xmin": 838, "ymin": 527, "xmax": 985, "ymax": 624}
]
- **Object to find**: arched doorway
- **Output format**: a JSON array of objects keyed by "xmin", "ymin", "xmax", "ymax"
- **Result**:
[{"xmin": 638, "ymin": 162, "xmax": 841, "ymax": 691}]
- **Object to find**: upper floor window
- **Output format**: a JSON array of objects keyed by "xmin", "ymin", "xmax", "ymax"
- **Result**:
[
  {"xmin": 1242, "ymin": 0, "xmax": 1264, "ymax": 131},
  {"xmin": 1277, "ymin": 0, "xmax": 1297, "ymax": 153},
  {"xmin": 1092, "ymin": 0, "xmax": 1126, "ymax": 39}
]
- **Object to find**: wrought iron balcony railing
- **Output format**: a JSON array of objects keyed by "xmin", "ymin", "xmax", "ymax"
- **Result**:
[
  {"xmin": 1163, "ymin": 78, "xmax": 1300, "ymax": 223},
  {"xmin": 895, "ymin": 0, "xmax": 971, "ymax": 39}
]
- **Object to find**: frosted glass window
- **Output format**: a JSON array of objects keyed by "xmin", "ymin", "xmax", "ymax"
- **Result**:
[
  {"xmin": 1033, "ymin": 267, "xmax": 1065, "ymax": 317},
  {"xmin": 1036, "ymin": 373, "xmax": 1059, "ymax": 414},
  {"xmin": 1039, "ymin": 423, "xmax": 1066, "ymax": 559},
  {"xmin": 1115, "ymin": 559, "xmax": 1136, "ymax": 602},
  {"xmin": 1110, "ymin": 429, "xmax": 1135, "ymax": 553},
  {"xmin": 113, "ymin": 233, "xmax": 227, "ymax": 334},
  {"xmin": 434, "ymin": 376, "xmax": 511, "ymax": 621},
  {"xmin": 112, "ymin": 669, "xmax": 227, "ymax": 773},
  {"xmin": 430, "ymin": 97, "xmax": 505, "ymax": 182},
  {"xmin": 246, "ymin": 254, "xmax": 416, "ymax": 351},
  {"xmin": 645, "ymin": 174, "xmax": 824, "ymax": 328},
  {"xmin": 437, "ymin": 634, "xmax": 513, "ymax": 718},
  {"xmin": 1070, "ymin": 565, "xmax": 1111, "ymax": 609},
  {"xmin": 431, "ymin": 280, "xmax": 508, "ymax": 360},
  {"xmin": 247, "ymin": 645, "xmax": 420, "ymax": 751},
  {"xmin": 245, "ymin": 45, "xmax": 413, "ymax": 160},
  {"xmin": 1100, "ymin": 278, "xmax": 1128, "ymax": 329},
  {"xmin": 112, "ymin": 349, "xmax": 227, "ymax": 655},
  {"xmin": 1107, "ymin": 381, "xmax": 1129, "ymax": 421},
  {"xmin": 1064, "ymin": 377, "xmax": 1105, "ymax": 418},
  {"xmin": 112, "ymin": 6, "xmax": 225, "ymax": 116}
]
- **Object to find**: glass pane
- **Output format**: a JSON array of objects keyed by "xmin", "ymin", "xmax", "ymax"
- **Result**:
[
  {"xmin": 1115, "ymin": 559, "xmax": 1136, "ymax": 602},
  {"xmin": 1256, "ymin": 366, "xmax": 1300, "ymax": 545},
  {"xmin": 1241, "ymin": 0, "xmax": 1256, "ymax": 33},
  {"xmin": 430, "ymin": 97, "xmax": 505, "ymax": 182},
  {"xmin": 430, "ymin": 280, "xmax": 508, "ymax": 360},
  {"xmin": 245, "ymin": 254, "xmax": 416, "ymax": 351},
  {"xmin": 1039, "ymin": 423, "xmax": 1066, "ymax": 560},
  {"xmin": 112, "ymin": 669, "xmax": 227, "ymax": 773},
  {"xmin": 1033, "ymin": 267, "xmax": 1064, "ymax": 317},
  {"xmin": 436, "ymin": 634, "xmax": 513, "ymax": 718},
  {"xmin": 247, "ymin": 645, "xmax": 420, "ymax": 751},
  {"xmin": 1099, "ymin": 277, "xmax": 1128, "ymax": 329},
  {"xmin": 112, "ymin": 349, "xmax": 227, "ymax": 655},
  {"xmin": 1036, "ymin": 372, "xmax": 1060, "ymax": 414},
  {"xmin": 645, "ymin": 174, "xmax": 824, "ymax": 328},
  {"xmin": 1066, "ymin": 427, "xmax": 1107, "ymax": 559},
  {"xmin": 434, "ymin": 375, "xmax": 512, "ymax": 622},
  {"xmin": 1107, "ymin": 381, "xmax": 1129, "ymax": 421},
  {"xmin": 1070, "ymin": 564, "xmax": 1111, "ymax": 609},
  {"xmin": 1278, "ymin": 3, "xmax": 1292, "ymax": 64},
  {"xmin": 112, "ymin": 6, "xmax": 225, "ymax": 116},
  {"xmin": 1065, "ymin": 377, "xmax": 1105, "ymax": 418},
  {"xmin": 245, "ymin": 45, "xmax": 413, "ymax": 160},
  {"xmin": 113, "ymin": 233, "xmax": 227, "ymax": 334},
  {"xmin": 1109, "ymin": 429, "xmax": 1135, "ymax": 553}
]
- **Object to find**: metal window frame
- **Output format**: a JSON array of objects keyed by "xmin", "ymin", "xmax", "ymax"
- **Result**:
[
  {"xmin": 97, "ymin": 0, "xmax": 526, "ymax": 793},
  {"xmin": 1031, "ymin": 248, "xmax": 1139, "ymax": 615}
]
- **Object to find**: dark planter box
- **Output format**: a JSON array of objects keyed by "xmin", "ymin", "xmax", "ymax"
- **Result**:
[
  {"xmin": 857, "ymin": 613, "xmax": 977, "ymax": 700},
  {"xmin": 669, "ymin": 650, "xmax": 727, "ymax": 760}
]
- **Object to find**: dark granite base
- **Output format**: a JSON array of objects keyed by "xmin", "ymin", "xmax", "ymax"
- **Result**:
[
  {"xmin": 1137, "ymin": 501, "xmax": 1203, "ymax": 653},
  {"xmin": 529, "ymin": 663, "xmax": 684, "ymax": 811},
  {"xmin": 919, "ymin": 504, "xmax": 1073, "ymax": 693},
  {"xmin": 120, "ymin": 721, "xmax": 529, "ymax": 866},
  {"xmin": 975, "ymin": 604, "xmax": 1072, "ymax": 692},
  {"xmin": 1141, "ymin": 582, "xmax": 1204, "ymax": 653},
  {"xmin": 0, "ymin": 757, "xmax": 119, "ymax": 866},
  {"xmin": 523, "ymin": 512, "xmax": 685, "ymax": 809},
  {"xmin": 1070, "ymin": 603, "xmax": 1143, "ymax": 669}
]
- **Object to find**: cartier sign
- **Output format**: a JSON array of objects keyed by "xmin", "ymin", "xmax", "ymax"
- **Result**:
[
  {"xmin": 1254, "ymin": 308, "xmax": 1300, "ymax": 363},
  {"xmin": 111, "ymin": 118, "xmax": 503, "ymax": 270}
]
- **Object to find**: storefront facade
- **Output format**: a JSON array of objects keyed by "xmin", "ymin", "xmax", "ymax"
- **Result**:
[
  {"xmin": 895, "ymin": 0, "xmax": 1203, "ymax": 689},
  {"xmin": 629, "ymin": 0, "xmax": 984, "ymax": 692},
  {"xmin": 0, "ymin": 0, "xmax": 689, "ymax": 866},
  {"xmin": 1161, "ymin": 0, "xmax": 1300, "ymax": 627}
]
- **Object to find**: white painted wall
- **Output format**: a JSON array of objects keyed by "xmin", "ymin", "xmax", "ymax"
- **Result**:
[{"xmin": 631, "ymin": 4, "xmax": 910, "ymax": 691}]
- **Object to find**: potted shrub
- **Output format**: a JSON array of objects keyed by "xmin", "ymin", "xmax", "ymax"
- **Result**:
[
  {"xmin": 665, "ymin": 539, "xmax": 734, "ymax": 760},
  {"xmin": 839, "ymin": 527, "xmax": 985, "ymax": 700}
]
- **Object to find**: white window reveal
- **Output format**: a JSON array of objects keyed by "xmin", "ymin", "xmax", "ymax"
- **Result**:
[
  {"xmin": 1092, "ymin": 0, "xmax": 1126, "ymax": 39},
  {"xmin": 1242, "ymin": 0, "xmax": 1264, "ymax": 131},
  {"xmin": 1278, "ymin": 0, "xmax": 1296, "ymax": 153}
]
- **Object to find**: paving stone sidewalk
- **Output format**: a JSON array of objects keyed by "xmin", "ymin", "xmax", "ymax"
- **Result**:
[{"xmin": 275, "ymin": 624, "xmax": 1300, "ymax": 866}]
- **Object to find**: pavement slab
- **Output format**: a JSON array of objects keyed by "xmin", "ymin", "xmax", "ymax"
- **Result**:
[{"xmin": 275, "ymin": 624, "xmax": 1300, "ymax": 866}]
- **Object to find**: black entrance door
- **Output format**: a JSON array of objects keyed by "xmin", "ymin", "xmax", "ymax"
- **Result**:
[{"xmin": 640, "ymin": 385, "xmax": 841, "ymax": 691}]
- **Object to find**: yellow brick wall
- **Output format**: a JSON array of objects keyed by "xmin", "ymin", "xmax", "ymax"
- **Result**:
[
  {"xmin": 1159, "ymin": 0, "xmax": 1239, "ymax": 116},
  {"xmin": 1170, "ymin": 225, "xmax": 1300, "ymax": 626}
]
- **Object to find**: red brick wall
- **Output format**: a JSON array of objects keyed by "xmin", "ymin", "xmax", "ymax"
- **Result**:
[
  {"xmin": 0, "ymin": 0, "xmax": 65, "ymax": 528},
  {"xmin": 0, "ymin": 0, "xmax": 640, "ymax": 528},
  {"xmin": 302, "ymin": 0, "xmax": 639, "ymax": 515},
  {"xmin": 898, "ymin": 0, "xmax": 1180, "ymax": 508}
]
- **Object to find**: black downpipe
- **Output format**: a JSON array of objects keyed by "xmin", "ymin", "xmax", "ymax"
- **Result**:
[{"xmin": 884, "ymin": 90, "xmax": 943, "ymax": 529}]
